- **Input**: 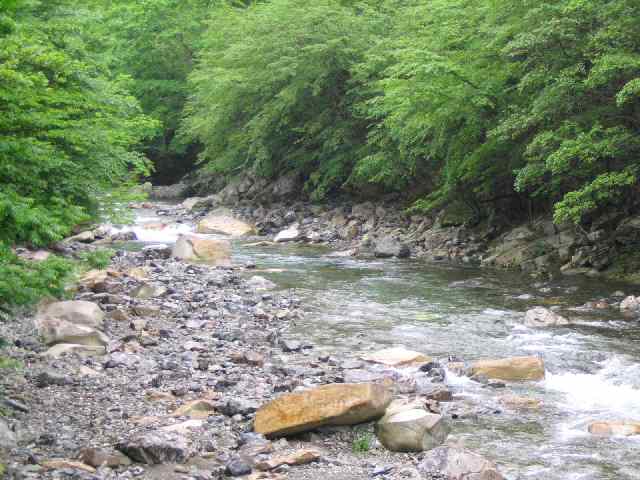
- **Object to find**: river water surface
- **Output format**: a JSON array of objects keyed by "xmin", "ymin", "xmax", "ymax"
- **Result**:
[{"xmin": 122, "ymin": 208, "xmax": 640, "ymax": 480}]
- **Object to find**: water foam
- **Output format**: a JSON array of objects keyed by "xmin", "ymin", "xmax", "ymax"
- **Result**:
[
  {"xmin": 545, "ymin": 357, "xmax": 640, "ymax": 417},
  {"xmin": 110, "ymin": 222, "xmax": 193, "ymax": 244}
]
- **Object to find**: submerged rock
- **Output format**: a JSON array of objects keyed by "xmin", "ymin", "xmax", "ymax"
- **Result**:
[
  {"xmin": 470, "ymin": 356, "xmax": 545, "ymax": 381},
  {"xmin": 376, "ymin": 401, "xmax": 449, "ymax": 452},
  {"xmin": 523, "ymin": 307, "xmax": 570, "ymax": 328},
  {"xmin": 254, "ymin": 383, "xmax": 392, "ymax": 437}
]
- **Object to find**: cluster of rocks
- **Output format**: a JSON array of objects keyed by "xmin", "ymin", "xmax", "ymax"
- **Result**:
[{"xmin": 164, "ymin": 171, "xmax": 640, "ymax": 280}]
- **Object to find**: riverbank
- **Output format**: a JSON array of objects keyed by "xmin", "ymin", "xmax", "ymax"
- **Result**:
[
  {"xmin": 164, "ymin": 173, "xmax": 640, "ymax": 283},
  {"xmin": 2, "ymin": 200, "xmax": 640, "ymax": 479}
]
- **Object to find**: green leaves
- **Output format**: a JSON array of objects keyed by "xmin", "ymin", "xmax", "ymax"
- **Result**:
[
  {"xmin": 0, "ymin": 1, "xmax": 156, "ymax": 246},
  {"xmin": 185, "ymin": 0, "xmax": 376, "ymax": 198}
]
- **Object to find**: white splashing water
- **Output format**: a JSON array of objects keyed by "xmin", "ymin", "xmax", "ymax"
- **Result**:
[
  {"xmin": 110, "ymin": 223, "xmax": 194, "ymax": 244},
  {"xmin": 545, "ymin": 357, "xmax": 640, "ymax": 417}
]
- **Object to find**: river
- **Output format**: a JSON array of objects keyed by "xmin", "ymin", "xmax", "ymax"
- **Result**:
[{"xmin": 119, "ymin": 206, "xmax": 640, "ymax": 480}]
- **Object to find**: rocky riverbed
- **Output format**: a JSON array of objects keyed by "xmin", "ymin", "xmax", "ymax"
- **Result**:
[{"xmin": 2, "ymin": 199, "xmax": 640, "ymax": 480}]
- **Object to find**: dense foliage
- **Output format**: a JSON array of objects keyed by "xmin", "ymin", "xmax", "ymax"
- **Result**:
[
  {"xmin": 1, "ymin": 0, "xmax": 155, "ymax": 247},
  {"xmin": 0, "ymin": 0, "xmax": 154, "ymax": 310},
  {"xmin": 183, "ymin": 0, "xmax": 640, "ymax": 225}
]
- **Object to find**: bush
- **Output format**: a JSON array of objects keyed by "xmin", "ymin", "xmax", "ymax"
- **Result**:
[
  {"xmin": 78, "ymin": 248, "xmax": 116, "ymax": 270},
  {"xmin": 0, "ymin": 244, "xmax": 73, "ymax": 311}
]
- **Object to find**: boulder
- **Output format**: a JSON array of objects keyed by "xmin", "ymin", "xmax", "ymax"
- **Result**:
[
  {"xmin": 376, "ymin": 401, "xmax": 449, "ymax": 452},
  {"xmin": 588, "ymin": 421, "xmax": 640, "ymax": 436},
  {"xmin": 197, "ymin": 213, "xmax": 256, "ymax": 237},
  {"xmin": 374, "ymin": 236, "xmax": 410, "ymax": 258},
  {"xmin": 37, "ymin": 301, "xmax": 105, "ymax": 330},
  {"xmin": 418, "ymin": 446, "xmax": 505, "ymax": 480},
  {"xmin": 36, "ymin": 319, "xmax": 109, "ymax": 347},
  {"xmin": 172, "ymin": 235, "xmax": 232, "ymax": 266},
  {"xmin": 35, "ymin": 301, "xmax": 109, "ymax": 347},
  {"xmin": 620, "ymin": 296, "xmax": 640, "ymax": 315},
  {"xmin": 362, "ymin": 347, "xmax": 431, "ymax": 367},
  {"xmin": 274, "ymin": 224, "xmax": 303, "ymax": 243},
  {"xmin": 470, "ymin": 356, "xmax": 544, "ymax": 381},
  {"xmin": 523, "ymin": 307, "xmax": 570, "ymax": 328},
  {"xmin": 254, "ymin": 383, "xmax": 392, "ymax": 437},
  {"xmin": 117, "ymin": 430, "xmax": 191, "ymax": 464},
  {"xmin": 79, "ymin": 447, "xmax": 132, "ymax": 468}
]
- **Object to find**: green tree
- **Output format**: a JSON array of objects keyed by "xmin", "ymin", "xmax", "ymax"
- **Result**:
[
  {"xmin": 0, "ymin": 0, "xmax": 156, "ymax": 247},
  {"xmin": 184, "ymin": 0, "xmax": 382, "ymax": 199}
]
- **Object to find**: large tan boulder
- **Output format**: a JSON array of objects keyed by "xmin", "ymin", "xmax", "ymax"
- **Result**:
[
  {"xmin": 470, "ymin": 356, "xmax": 544, "ymax": 381},
  {"xmin": 418, "ymin": 446, "xmax": 505, "ymax": 480},
  {"xmin": 524, "ymin": 307, "xmax": 570, "ymax": 328},
  {"xmin": 362, "ymin": 347, "xmax": 431, "ymax": 367},
  {"xmin": 35, "ymin": 301, "xmax": 108, "ymax": 347},
  {"xmin": 37, "ymin": 321, "xmax": 109, "ymax": 347},
  {"xmin": 376, "ymin": 401, "xmax": 449, "ymax": 452},
  {"xmin": 172, "ymin": 235, "xmax": 232, "ymax": 266},
  {"xmin": 588, "ymin": 421, "xmax": 640, "ymax": 436},
  {"xmin": 196, "ymin": 213, "xmax": 255, "ymax": 237},
  {"xmin": 254, "ymin": 383, "xmax": 392, "ymax": 437},
  {"xmin": 38, "ymin": 301, "xmax": 105, "ymax": 330}
]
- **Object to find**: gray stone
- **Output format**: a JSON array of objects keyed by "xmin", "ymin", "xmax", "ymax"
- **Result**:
[
  {"xmin": 417, "ymin": 446, "xmax": 505, "ymax": 480},
  {"xmin": 523, "ymin": 307, "xmax": 570, "ymax": 328},
  {"xmin": 34, "ymin": 370, "xmax": 72, "ymax": 388},
  {"xmin": 274, "ymin": 224, "xmax": 303, "ymax": 243},
  {"xmin": 374, "ymin": 236, "xmax": 410, "ymax": 258},
  {"xmin": 117, "ymin": 431, "xmax": 190, "ymax": 464},
  {"xmin": 376, "ymin": 402, "xmax": 449, "ymax": 452}
]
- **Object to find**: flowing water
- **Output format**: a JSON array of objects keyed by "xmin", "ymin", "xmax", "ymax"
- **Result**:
[{"xmin": 121, "ymin": 207, "xmax": 640, "ymax": 479}]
